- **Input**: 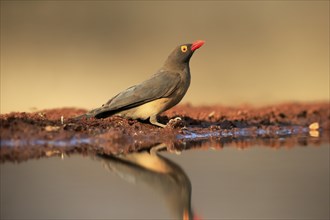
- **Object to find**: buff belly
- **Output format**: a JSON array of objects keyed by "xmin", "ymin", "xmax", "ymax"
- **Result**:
[{"xmin": 116, "ymin": 98, "xmax": 171, "ymax": 120}]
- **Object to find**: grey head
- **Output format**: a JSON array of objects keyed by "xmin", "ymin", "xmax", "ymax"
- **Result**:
[{"xmin": 164, "ymin": 40, "xmax": 205, "ymax": 70}]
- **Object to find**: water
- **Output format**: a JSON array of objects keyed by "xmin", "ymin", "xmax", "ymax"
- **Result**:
[{"xmin": 1, "ymin": 143, "xmax": 329, "ymax": 219}]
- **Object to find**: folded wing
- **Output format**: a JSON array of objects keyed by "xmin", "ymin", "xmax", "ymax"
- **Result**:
[{"xmin": 88, "ymin": 71, "xmax": 181, "ymax": 118}]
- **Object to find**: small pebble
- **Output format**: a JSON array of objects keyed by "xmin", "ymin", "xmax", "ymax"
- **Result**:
[
  {"xmin": 208, "ymin": 111, "xmax": 215, "ymax": 118},
  {"xmin": 309, "ymin": 122, "xmax": 319, "ymax": 130},
  {"xmin": 45, "ymin": 125, "xmax": 60, "ymax": 132},
  {"xmin": 309, "ymin": 130, "xmax": 319, "ymax": 137}
]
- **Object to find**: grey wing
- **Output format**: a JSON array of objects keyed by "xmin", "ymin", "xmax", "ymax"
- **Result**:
[{"xmin": 91, "ymin": 71, "xmax": 181, "ymax": 118}]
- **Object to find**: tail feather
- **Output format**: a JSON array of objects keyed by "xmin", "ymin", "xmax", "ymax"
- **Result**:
[
  {"xmin": 74, "ymin": 106, "xmax": 114, "ymax": 120},
  {"xmin": 74, "ymin": 112, "xmax": 94, "ymax": 120}
]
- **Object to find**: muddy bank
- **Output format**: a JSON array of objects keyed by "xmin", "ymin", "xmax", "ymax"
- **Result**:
[{"xmin": 1, "ymin": 102, "xmax": 329, "ymax": 162}]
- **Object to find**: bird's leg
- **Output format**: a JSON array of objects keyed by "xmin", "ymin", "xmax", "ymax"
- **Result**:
[
  {"xmin": 149, "ymin": 115, "xmax": 166, "ymax": 128},
  {"xmin": 149, "ymin": 143, "xmax": 167, "ymax": 155}
]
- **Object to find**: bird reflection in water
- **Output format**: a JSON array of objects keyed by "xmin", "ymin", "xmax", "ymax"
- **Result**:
[{"xmin": 95, "ymin": 144, "xmax": 199, "ymax": 220}]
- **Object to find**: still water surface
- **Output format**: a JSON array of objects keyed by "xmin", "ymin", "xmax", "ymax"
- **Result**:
[{"xmin": 1, "ymin": 144, "xmax": 329, "ymax": 219}]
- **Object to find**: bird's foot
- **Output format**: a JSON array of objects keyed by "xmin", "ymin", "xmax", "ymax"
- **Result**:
[
  {"xmin": 168, "ymin": 117, "xmax": 187, "ymax": 129},
  {"xmin": 168, "ymin": 117, "xmax": 182, "ymax": 124}
]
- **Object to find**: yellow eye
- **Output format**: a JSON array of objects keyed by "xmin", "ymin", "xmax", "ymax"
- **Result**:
[{"xmin": 181, "ymin": 45, "xmax": 188, "ymax": 53}]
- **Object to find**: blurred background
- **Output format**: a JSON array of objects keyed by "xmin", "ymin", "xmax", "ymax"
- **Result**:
[{"xmin": 1, "ymin": 1, "xmax": 329, "ymax": 113}]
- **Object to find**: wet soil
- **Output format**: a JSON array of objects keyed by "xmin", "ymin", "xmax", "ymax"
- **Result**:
[{"xmin": 1, "ymin": 102, "xmax": 329, "ymax": 162}]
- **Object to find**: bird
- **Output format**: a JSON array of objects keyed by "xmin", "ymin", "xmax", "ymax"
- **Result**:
[
  {"xmin": 94, "ymin": 143, "xmax": 198, "ymax": 220},
  {"xmin": 78, "ymin": 40, "xmax": 205, "ymax": 127}
]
